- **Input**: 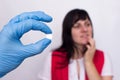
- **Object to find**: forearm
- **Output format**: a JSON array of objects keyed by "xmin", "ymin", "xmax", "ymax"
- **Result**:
[{"xmin": 84, "ymin": 61, "xmax": 102, "ymax": 80}]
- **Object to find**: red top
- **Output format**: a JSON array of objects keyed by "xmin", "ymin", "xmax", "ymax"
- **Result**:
[{"xmin": 51, "ymin": 50, "xmax": 104, "ymax": 80}]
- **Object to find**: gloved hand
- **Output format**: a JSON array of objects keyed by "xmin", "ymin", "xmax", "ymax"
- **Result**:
[{"xmin": 0, "ymin": 11, "xmax": 52, "ymax": 77}]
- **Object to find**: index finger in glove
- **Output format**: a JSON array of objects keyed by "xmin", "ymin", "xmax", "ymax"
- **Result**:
[{"xmin": 9, "ymin": 11, "xmax": 52, "ymax": 23}]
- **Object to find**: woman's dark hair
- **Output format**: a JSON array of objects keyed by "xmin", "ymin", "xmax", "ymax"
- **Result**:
[{"xmin": 54, "ymin": 9, "xmax": 93, "ymax": 61}]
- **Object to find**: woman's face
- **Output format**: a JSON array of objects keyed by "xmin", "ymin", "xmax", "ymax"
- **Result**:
[{"xmin": 71, "ymin": 18, "xmax": 93, "ymax": 46}]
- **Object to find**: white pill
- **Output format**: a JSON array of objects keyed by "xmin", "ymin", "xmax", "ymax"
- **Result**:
[{"xmin": 46, "ymin": 34, "xmax": 52, "ymax": 40}]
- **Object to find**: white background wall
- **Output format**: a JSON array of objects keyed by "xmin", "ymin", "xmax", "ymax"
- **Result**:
[{"xmin": 0, "ymin": 0, "xmax": 120, "ymax": 80}]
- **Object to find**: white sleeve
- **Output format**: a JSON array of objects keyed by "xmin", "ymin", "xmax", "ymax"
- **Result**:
[
  {"xmin": 101, "ymin": 53, "xmax": 113, "ymax": 76},
  {"xmin": 37, "ymin": 52, "xmax": 52, "ymax": 80}
]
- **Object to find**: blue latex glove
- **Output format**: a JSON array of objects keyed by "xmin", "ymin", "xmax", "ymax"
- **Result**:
[{"xmin": 0, "ymin": 11, "xmax": 52, "ymax": 77}]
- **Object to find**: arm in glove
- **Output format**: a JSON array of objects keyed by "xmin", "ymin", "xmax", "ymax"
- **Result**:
[{"xmin": 0, "ymin": 11, "xmax": 52, "ymax": 77}]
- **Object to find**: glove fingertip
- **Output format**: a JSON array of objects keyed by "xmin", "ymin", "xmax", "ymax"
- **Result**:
[{"xmin": 34, "ymin": 38, "xmax": 51, "ymax": 53}]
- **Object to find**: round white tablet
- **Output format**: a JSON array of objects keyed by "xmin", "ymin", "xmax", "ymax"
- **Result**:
[{"xmin": 46, "ymin": 34, "xmax": 52, "ymax": 40}]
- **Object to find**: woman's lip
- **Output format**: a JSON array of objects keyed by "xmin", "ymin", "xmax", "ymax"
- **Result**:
[{"xmin": 80, "ymin": 35, "xmax": 89, "ymax": 38}]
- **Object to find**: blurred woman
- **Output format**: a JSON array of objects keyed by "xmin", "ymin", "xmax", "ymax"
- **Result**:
[{"xmin": 38, "ymin": 9, "xmax": 113, "ymax": 80}]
